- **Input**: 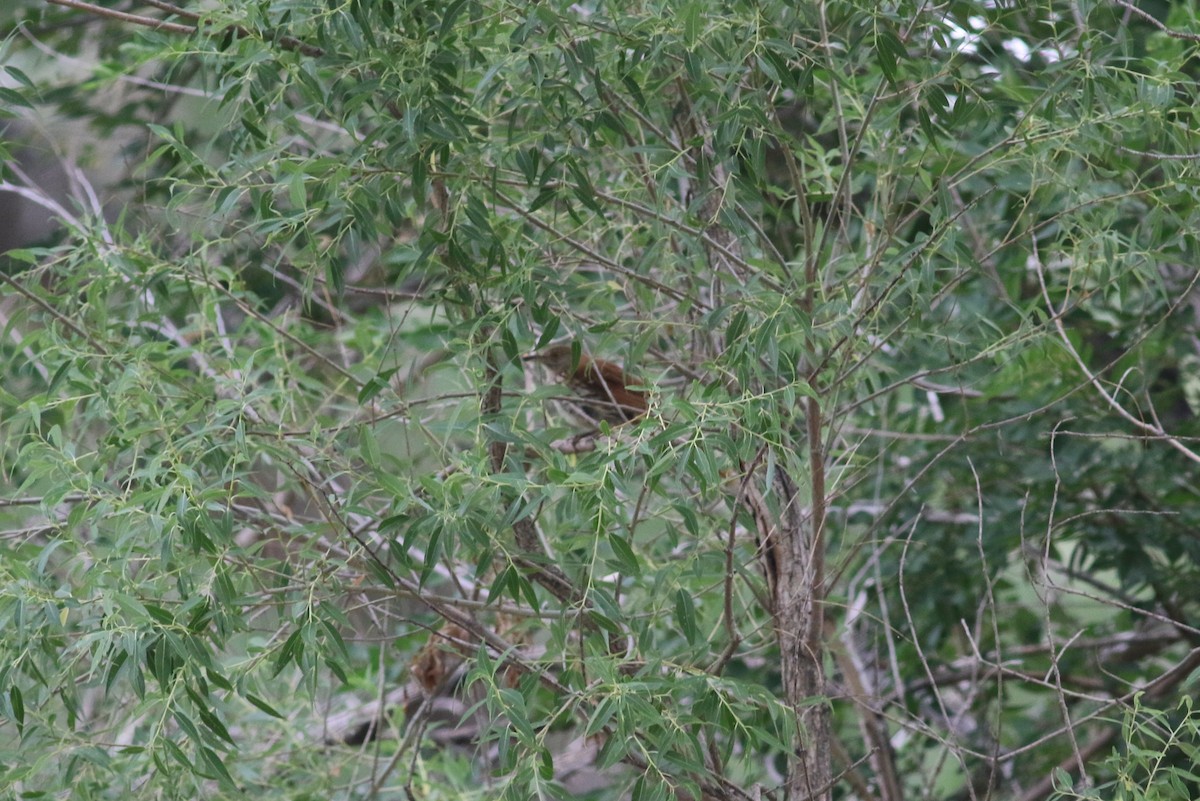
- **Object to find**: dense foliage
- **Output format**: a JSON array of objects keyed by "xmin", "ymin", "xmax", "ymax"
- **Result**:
[{"xmin": 3, "ymin": 1, "xmax": 1200, "ymax": 799}]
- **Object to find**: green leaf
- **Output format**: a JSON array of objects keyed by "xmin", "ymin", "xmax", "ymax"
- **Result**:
[
  {"xmin": 606, "ymin": 532, "xmax": 640, "ymax": 576},
  {"xmin": 245, "ymin": 693, "xmax": 285, "ymax": 719},
  {"xmin": 0, "ymin": 86, "xmax": 32, "ymax": 109},
  {"xmin": 273, "ymin": 628, "xmax": 304, "ymax": 677},
  {"xmin": 4, "ymin": 65, "xmax": 34, "ymax": 88},
  {"xmin": 674, "ymin": 589, "xmax": 697, "ymax": 645},
  {"xmin": 9, "ymin": 686, "xmax": 23, "ymax": 731}
]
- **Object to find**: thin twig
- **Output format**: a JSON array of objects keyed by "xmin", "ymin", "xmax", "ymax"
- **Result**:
[
  {"xmin": 44, "ymin": 0, "xmax": 195, "ymax": 33},
  {"xmin": 1110, "ymin": 0, "xmax": 1200, "ymax": 42},
  {"xmin": 1033, "ymin": 242, "xmax": 1200, "ymax": 464},
  {"xmin": 43, "ymin": 0, "xmax": 326, "ymax": 57},
  {"xmin": 137, "ymin": 0, "xmax": 201, "ymax": 21},
  {"xmin": 711, "ymin": 446, "xmax": 768, "ymax": 673}
]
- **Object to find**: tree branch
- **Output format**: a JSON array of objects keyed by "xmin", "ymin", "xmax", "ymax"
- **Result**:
[{"xmin": 43, "ymin": 0, "xmax": 195, "ymax": 34}]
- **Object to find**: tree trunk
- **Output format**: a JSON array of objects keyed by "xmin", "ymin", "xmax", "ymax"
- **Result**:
[{"xmin": 774, "ymin": 414, "xmax": 830, "ymax": 801}]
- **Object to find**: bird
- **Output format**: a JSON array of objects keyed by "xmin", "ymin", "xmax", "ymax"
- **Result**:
[{"xmin": 527, "ymin": 343, "xmax": 648, "ymax": 425}]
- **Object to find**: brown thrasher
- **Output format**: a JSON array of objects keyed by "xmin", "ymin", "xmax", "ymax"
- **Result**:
[{"xmin": 527, "ymin": 343, "xmax": 648, "ymax": 425}]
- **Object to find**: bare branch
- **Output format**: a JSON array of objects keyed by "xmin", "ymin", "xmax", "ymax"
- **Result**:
[{"xmin": 43, "ymin": 0, "xmax": 196, "ymax": 33}]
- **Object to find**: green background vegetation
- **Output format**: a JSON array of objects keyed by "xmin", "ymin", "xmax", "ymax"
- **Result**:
[{"xmin": 3, "ymin": 1, "xmax": 1200, "ymax": 799}]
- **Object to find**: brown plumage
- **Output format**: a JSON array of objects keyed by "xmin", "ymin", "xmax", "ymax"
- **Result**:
[{"xmin": 529, "ymin": 343, "xmax": 648, "ymax": 425}]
